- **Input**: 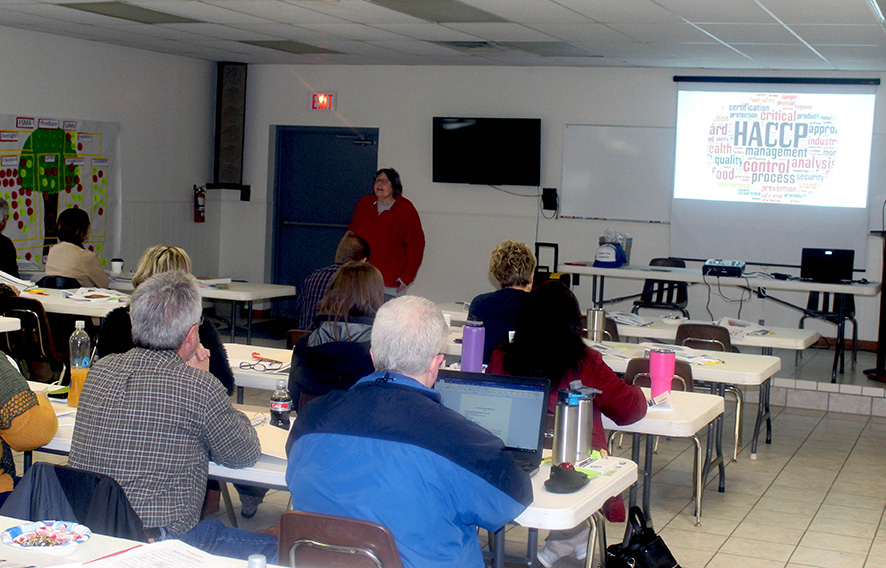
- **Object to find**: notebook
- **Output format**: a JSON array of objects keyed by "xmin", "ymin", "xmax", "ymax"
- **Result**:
[
  {"xmin": 435, "ymin": 369, "xmax": 550, "ymax": 476},
  {"xmin": 800, "ymin": 248, "xmax": 855, "ymax": 283}
]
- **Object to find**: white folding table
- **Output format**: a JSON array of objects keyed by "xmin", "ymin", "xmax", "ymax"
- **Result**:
[
  {"xmin": 593, "ymin": 340, "xmax": 781, "ymax": 461},
  {"xmin": 225, "ymin": 343, "xmax": 293, "ymax": 403},
  {"xmin": 603, "ymin": 389, "xmax": 724, "ymax": 527},
  {"xmin": 564, "ymin": 263, "xmax": 880, "ymax": 383}
]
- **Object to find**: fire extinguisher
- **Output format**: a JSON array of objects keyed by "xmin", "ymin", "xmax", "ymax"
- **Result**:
[{"xmin": 193, "ymin": 185, "xmax": 205, "ymax": 223}]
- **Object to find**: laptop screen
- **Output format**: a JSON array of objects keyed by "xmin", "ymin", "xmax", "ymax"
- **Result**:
[
  {"xmin": 800, "ymin": 248, "xmax": 855, "ymax": 283},
  {"xmin": 435, "ymin": 370, "xmax": 550, "ymax": 463}
]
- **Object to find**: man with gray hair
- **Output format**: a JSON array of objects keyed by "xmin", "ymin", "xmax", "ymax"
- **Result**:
[
  {"xmin": 0, "ymin": 198, "xmax": 18, "ymax": 278},
  {"xmin": 69, "ymin": 271, "xmax": 277, "ymax": 561},
  {"xmin": 286, "ymin": 295, "xmax": 532, "ymax": 568}
]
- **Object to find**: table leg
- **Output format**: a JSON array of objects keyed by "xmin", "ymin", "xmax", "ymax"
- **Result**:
[
  {"xmin": 629, "ymin": 433, "xmax": 641, "ymax": 510},
  {"xmin": 246, "ymin": 300, "xmax": 254, "ymax": 345},
  {"xmin": 589, "ymin": 512, "xmax": 607, "ymax": 568},
  {"xmin": 750, "ymin": 378, "xmax": 772, "ymax": 460},
  {"xmin": 492, "ymin": 526, "xmax": 505, "ymax": 568},
  {"xmin": 643, "ymin": 434, "xmax": 654, "ymax": 527},
  {"xmin": 229, "ymin": 300, "xmax": 238, "ymax": 343},
  {"xmin": 237, "ymin": 386, "xmax": 244, "ymax": 404},
  {"xmin": 23, "ymin": 450, "xmax": 31, "ymax": 473},
  {"xmin": 527, "ymin": 529, "xmax": 538, "ymax": 567},
  {"xmin": 831, "ymin": 293, "xmax": 847, "ymax": 383},
  {"xmin": 691, "ymin": 435, "xmax": 703, "ymax": 526}
]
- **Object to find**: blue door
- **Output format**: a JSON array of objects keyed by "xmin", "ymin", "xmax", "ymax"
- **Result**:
[{"xmin": 272, "ymin": 126, "xmax": 379, "ymax": 318}]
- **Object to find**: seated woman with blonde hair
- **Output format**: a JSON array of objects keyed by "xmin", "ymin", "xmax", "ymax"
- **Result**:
[
  {"xmin": 288, "ymin": 261, "xmax": 385, "ymax": 410},
  {"xmin": 96, "ymin": 245, "xmax": 232, "ymax": 392}
]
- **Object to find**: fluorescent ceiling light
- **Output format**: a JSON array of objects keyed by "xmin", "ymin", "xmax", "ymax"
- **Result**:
[
  {"xmin": 61, "ymin": 2, "xmax": 198, "ymax": 24},
  {"xmin": 242, "ymin": 41, "xmax": 342, "ymax": 55},
  {"xmin": 867, "ymin": 0, "xmax": 885, "ymax": 22}
]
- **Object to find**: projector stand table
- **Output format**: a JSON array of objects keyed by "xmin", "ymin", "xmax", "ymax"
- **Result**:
[{"xmin": 865, "ymin": 230, "xmax": 886, "ymax": 382}]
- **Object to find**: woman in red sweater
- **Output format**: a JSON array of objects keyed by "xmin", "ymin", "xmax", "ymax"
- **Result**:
[
  {"xmin": 487, "ymin": 280, "xmax": 647, "ymax": 567},
  {"xmin": 348, "ymin": 168, "xmax": 424, "ymax": 295}
]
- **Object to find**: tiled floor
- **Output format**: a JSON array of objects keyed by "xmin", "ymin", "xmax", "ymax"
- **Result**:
[{"xmin": 22, "ymin": 333, "xmax": 886, "ymax": 568}]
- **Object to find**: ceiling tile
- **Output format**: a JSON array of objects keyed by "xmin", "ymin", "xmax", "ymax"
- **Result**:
[
  {"xmin": 528, "ymin": 23, "xmax": 634, "ymax": 43},
  {"xmin": 792, "ymin": 24, "xmax": 886, "ymax": 45},
  {"xmin": 760, "ymin": 0, "xmax": 880, "ymax": 25},
  {"xmin": 125, "ymin": 1, "xmax": 274, "ymax": 24},
  {"xmin": 609, "ymin": 23, "xmax": 715, "ymax": 43},
  {"xmin": 295, "ymin": 22, "xmax": 408, "ymax": 40},
  {"xmin": 440, "ymin": 22, "xmax": 557, "ymax": 41},
  {"xmin": 552, "ymin": 0, "xmax": 682, "ymax": 24},
  {"xmin": 653, "ymin": 0, "xmax": 776, "ymax": 24},
  {"xmin": 466, "ymin": 0, "xmax": 595, "ymax": 24},
  {"xmin": 369, "ymin": 23, "xmax": 486, "ymax": 41}
]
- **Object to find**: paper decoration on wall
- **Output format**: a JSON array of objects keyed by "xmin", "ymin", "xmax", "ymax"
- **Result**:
[{"xmin": 0, "ymin": 115, "xmax": 120, "ymax": 267}]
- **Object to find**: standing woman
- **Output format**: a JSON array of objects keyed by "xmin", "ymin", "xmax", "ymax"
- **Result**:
[
  {"xmin": 44, "ymin": 208, "xmax": 109, "ymax": 288},
  {"xmin": 348, "ymin": 168, "xmax": 425, "ymax": 296},
  {"xmin": 486, "ymin": 281, "xmax": 647, "ymax": 568}
]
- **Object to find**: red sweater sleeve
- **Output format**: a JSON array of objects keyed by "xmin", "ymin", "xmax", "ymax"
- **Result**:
[{"xmin": 397, "ymin": 198, "xmax": 425, "ymax": 286}]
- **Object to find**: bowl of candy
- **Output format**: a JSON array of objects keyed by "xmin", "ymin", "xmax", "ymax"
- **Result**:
[{"xmin": 1, "ymin": 520, "xmax": 91, "ymax": 556}]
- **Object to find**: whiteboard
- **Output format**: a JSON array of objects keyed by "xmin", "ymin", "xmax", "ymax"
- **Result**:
[{"xmin": 560, "ymin": 124, "xmax": 675, "ymax": 222}]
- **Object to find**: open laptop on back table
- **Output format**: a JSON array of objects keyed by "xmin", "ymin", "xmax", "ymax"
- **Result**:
[
  {"xmin": 435, "ymin": 369, "xmax": 550, "ymax": 477},
  {"xmin": 800, "ymin": 248, "xmax": 855, "ymax": 283}
]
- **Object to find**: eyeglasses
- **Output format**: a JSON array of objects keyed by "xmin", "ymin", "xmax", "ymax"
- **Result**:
[
  {"xmin": 374, "ymin": 177, "xmax": 391, "ymax": 186},
  {"xmin": 240, "ymin": 359, "xmax": 285, "ymax": 372},
  {"xmin": 193, "ymin": 315, "xmax": 204, "ymax": 328}
]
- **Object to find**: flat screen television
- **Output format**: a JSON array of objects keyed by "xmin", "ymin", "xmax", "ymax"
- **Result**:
[{"xmin": 433, "ymin": 117, "xmax": 541, "ymax": 186}]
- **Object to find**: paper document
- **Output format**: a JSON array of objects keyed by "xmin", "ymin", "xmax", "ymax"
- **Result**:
[
  {"xmin": 255, "ymin": 422, "xmax": 291, "ymax": 460},
  {"xmin": 195, "ymin": 276, "xmax": 232, "ymax": 286},
  {"xmin": 608, "ymin": 312, "xmax": 653, "ymax": 327},
  {"xmin": 86, "ymin": 539, "xmax": 245, "ymax": 568},
  {"xmin": 0, "ymin": 269, "xmax": 34, "ymax": 290},
  {"xmin": 65, "ymin": 288, "xmax": 129, "ymax": 303},
  {"xmin": 588, "ymin": 343, "xmax": 637, "ymax": 360},
  {"xmin": 715, "ymin": 317, "xmax": 772, "ymax": 337},
  {"xmin": 639, "ymin": 343, "xmax": 723, "ymax": 366}
]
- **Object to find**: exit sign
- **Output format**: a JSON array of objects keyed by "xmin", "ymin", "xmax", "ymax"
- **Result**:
[{"xmin": 311, "ymin": 93, "xmax": 336, "ymax": 110}]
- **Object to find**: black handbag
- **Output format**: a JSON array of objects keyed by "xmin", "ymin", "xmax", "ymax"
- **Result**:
[{"xmin": 606, "ymin": 506, "xmax": 681, "ymax": 568}]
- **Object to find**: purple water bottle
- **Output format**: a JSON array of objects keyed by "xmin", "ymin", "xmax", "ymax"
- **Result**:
[{"xmin": 461, "ymin": 321, "xmax": 485, "ymax": 372}]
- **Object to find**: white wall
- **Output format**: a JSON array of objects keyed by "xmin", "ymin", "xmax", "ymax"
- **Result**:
[
  {"xmin": 240, "ymin": 65, "xmax": 886, "ymax": 340},
  {"xmin": 0, "ymin": 26, "xmax": 220, "ymax": 277}
]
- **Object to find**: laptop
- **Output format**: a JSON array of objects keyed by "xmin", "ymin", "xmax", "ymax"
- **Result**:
[
  {"xmin": 435, "ymin": 369, "xmax": 550, "ymax": 476},
  {"xmin": 800, "ymin": 248, "xmax": 855, "ymax": 283}
]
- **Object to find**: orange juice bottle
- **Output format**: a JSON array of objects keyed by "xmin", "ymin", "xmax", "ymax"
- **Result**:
[{"xmin": 68, "ymin": 321, "xmax": 91, "ymax": 408}]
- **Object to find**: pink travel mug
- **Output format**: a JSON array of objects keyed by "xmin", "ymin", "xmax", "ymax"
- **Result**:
[{"xmin": 649, "ymin": 348, "xmax": 676, "ymax": 398}]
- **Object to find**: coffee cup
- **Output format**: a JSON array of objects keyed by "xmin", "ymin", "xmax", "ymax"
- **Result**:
[{"xmin": 110, "ymin": 258, "xmax": 124, "ymax": 274}]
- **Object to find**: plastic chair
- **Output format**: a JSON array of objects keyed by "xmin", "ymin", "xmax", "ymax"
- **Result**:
[
  {"xmin": 630, "ymin": 258, "xmax": 690, "ymax": 318},
  {"xmin": 798, "ymin": 292, "xmax": 857, "ymax": 371},
  {"xmin": 278, "ymin": 510, "xmax": 403, "ymax": 568},
  {"xmin": 0, "ymin": 462, "xmax": 147, "ymax": 542},
  {"xmin": 36, "ymin": 275, "xmax": 82, "ymax": 289},
  {"xmin": 0, "ymin": 296, "xmax": 68, "ymax": 383},
  {"xmin": 286, "ymin": 329, "xmax": 311, "ymax": 350},
  {"xmin": 675, "ymin": 323, "xmax": 744, "ymax": 462},
  {"xmin": 584, "ymin": 316, "xmax": 620, "ymax": 342}
]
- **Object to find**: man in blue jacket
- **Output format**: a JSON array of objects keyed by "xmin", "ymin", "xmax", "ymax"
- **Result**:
[{"xmin": 286, "ymin": 295, "xmax": 532, "ymax": 568}]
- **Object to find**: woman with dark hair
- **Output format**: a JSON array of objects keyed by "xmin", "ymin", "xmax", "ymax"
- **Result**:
[
  {"xmin": 288, "ymin": 262, "xmax": 385, "ymax": 409},
  {"xmin": 487, "ymin": 280, "xmax": 646, "ymax": 567},
  {"xmin": 44, "ymin": 208, "xmax": 109, "ymax": 288},
  {"xmin": 348, "ymin": 168, "xmax": 425, "ymax": 296}
]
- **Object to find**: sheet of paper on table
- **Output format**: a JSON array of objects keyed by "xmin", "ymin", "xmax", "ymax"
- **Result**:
[
  {"xmin": 255, "ymin": 422, "xmax": 290, "ymax": 460},
  {"xmin": 86, "ymin": 539, "xmax": 247, "ymax": 568},
  {"xmin": 64, "ymin": 288, "xmax": 129, "ymax": 303}
]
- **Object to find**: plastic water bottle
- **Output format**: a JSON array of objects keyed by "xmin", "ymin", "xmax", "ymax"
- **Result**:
[
  {"xmin": 269, "ymin": 379, "xmax": 292, "ymax": 429},
  {"xmin": 67, "ymin": 321, "xmax": 91, "ymax": 408},
  {"xmin": 247, "ymin": 554, "xmax": 266, "ymax": 568}
]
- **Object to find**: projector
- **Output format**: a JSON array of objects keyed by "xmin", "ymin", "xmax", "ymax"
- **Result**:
[{"xmin": 702, "ymin": 259, "xmax": 746, "ymax": 277}]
